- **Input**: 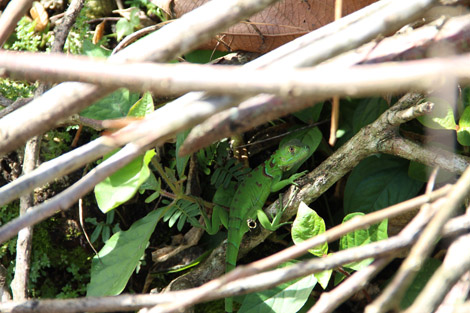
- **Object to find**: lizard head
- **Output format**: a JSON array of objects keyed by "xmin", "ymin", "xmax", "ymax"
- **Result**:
[{"xmin": 274, "ymin": 139, "xmax": 310, "ymax": 172}]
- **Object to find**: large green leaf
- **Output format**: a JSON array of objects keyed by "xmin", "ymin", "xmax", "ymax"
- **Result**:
[
  {"xmin": 344, "ymin": 155, "xmax": 423, "ymax": 214},
  {"xmin": 86, "ymin": 208, "xmax": 164, "ymax": 297},
  {"xmin": 95, "ymin": 149, "xmax": 156, "ymax": 213},
  {"xmin": 457, "ymin": 106, "xmax": 470, "ymax": 146},
  {"xmin": 292, "ymin": 202, "xmax": 332, "ymax": 289},
  {"xmin": 400, "ymin": 258, "xmax": 441, "ymax": 309},
  {"xmin": 339, "ymin": 212, "xmax": 388, "ymax": 271},
  {"xmin": 176, "ymin": 129, "xmax": 191, "ymax": 179},
  {"xmin": 292, "ymin": 202, "xmax": 327, "ymax": 257},
  {"xmin": 293, "ymin": 102, "xmax": 323, "ymax": 124},
  {"xmin": 408, "ymin": 160, "xmax": 455, "ymax": 183},
  {"xmin": 417, "ymin": 97, "xmax": 456, "ymax": 130},
  {"xmin": 79, "ymin": 88, "xmax": 140, "ymax": 120},
  {"xmin": 238, "ymin": 261, "xmax": 317, "ymax": 313},
  {"xmin": 127, "ymin": 92, "xmax": 154, "ymax": 117},
  {"xmin": 352, "ymin": 97, "xmax": 388, "ymax": 134},
  {"xmin": 82, "ymin": 39, "xmax": 111, "ymax": 58}
]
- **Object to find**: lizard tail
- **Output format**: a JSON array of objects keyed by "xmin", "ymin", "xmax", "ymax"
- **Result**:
[{"xmin": 225, "ymin": 215, "xmax": 243, "ymax": 312}]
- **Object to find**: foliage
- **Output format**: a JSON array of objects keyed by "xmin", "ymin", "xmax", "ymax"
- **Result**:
[
  {"xmin": 161, "ymin": 199, "xmax": 201, "ymax": 231},
  {"xmin": 416, "ymin": 93, "xmax": 470, "ymax": 146},
  {"xmin": 344, "ymin": 154, "xmax": 423, "ymax": 215},
  {"xmin": 64, "ymin": 6, "xmax": 93, "ymax": 54},
  {"xmin": 93, "ymin": 92, "xmax": 155, "ymax": 212},
  {"xmin": 4, "ymin": 17, "xmax": 53, "ymax": 52},
  {"xmin": 339, "ymin": 212, "xmax": 388, "ymax": 271},
  {"xmin": 116, "ymin": 8, "xmax": 141, "ymax": 41},
  {"xmin": 0, "ymin": 78, "xmax": 36, "ymax": 101},
  {"xmin": 87, "ymin": 209, "xmax": 163, "ymax": 296},
  {"xmin": 86, "ymin": 210, "xmax": 121, "ymax": 243},
  {"xmin": 41, "ymin": 129, "xmax": 73, "ymax": 161},
  {"xmin": 125, "ymin": 0, "xmax": 163, "ymax": 19},
  {"xmin": 238, "ymin": 261, "xmax": 317, "ymax": 313},
  {"xmin": 1, "ymin": 204, "xmax": 90, "ymax": 298}
]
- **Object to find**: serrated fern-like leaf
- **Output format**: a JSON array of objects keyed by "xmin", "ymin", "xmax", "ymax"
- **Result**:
[
  {"xmin": 162, "ymin": 199, "xmax": 201, "ymax": 231},
  {"xmin": 211, "ymin": 158, "xmax": 250, "ymax": 189}
]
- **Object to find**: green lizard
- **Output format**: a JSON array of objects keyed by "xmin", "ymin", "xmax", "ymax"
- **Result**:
[{"xmin": 203, "ymin": 139, "xmax": 310, "ymax": 312}]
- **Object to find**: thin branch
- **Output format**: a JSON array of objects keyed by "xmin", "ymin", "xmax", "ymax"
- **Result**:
[
  {"xmin": 0, "ymin": 0, "xmax": 34, "ymax": 47},
  {"xmin": 10, "ymin": 136, "xmax": 40, "ymax": 300},
  {"xmin": 311, "ymin": 257, "xmax": 393, "ymax": 313},
  {"xmin": 404, "ymin": 232, "xmax": 470, "ymax": 313},
  {"xmin": 0, "ymin": 142, "xmax": 144, "ymax": 244},
  {"xmin": 1, "ymin": 209, "xmax": 469, "ymax": 313},
  {"xmin": 51, "ymin": 0, "xmax": 85, "ymax": 52},
  {"xmin": 0, "ymin": 138, "xmax": 116, "ymax": 207},
  {"xmin": 366, "ymin": 165, "xmax": 470, "ymax": 313},
  {"xmin": 2, "ymin": 52, "xmax": 470, "ymax": 99}
]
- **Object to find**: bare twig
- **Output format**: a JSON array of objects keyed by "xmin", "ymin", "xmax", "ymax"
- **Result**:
[
  {"xmin": 311, "ymin": 257, "xmax": 393, "ymax": 313},
  {"xmin": 1, "ymin": 211, "xmax": 469, "ymax": 313},
  {"xmin": 404, "ymin": 232, "xmax": 470, "ymax": 313},
  {"xmin": 51, "ymin": 0, "xmax": 85, "ymax": 52},
  {"xmin": 0, "ymin": 0, "xmax": 34, "ymax": 46},
  {"xmin": 10, "ymin": 136, "xmax": 40, "ymax": 300},
  {"xmin": 2, "ymin": 52, "xmax": 470, "ymax": 99},
  {"xmin": 366, "ymin": 166, "xmax": 470, "ymax": 313}
]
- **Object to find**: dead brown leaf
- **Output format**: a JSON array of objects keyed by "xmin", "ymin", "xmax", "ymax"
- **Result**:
[{"xmin": 152, "ymin": 0, "xmax": 378, "ymax": 53}]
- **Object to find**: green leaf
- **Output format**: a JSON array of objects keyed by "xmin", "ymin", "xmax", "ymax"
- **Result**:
[
  {"xmin": 400, "ymin": 258, "xmax": 441, "ymax": 309},
  {"xmin": 90, "ymin": 224, "xmax": 102, "ymax": 243},
  {"xmin": 292, "ymin": 202, "xmax": 328, "ymax": 257},
  {"xmin": 82, "ymin": 39, "xmax": 111, "ymax": 58},
  {"xmin": 293, "ymin": 103, "xmax": 323, "ymax": 124},
  {"xmin": 86, "ymin": 208, "xmax": 163, "ymax": 297},
  {"xmin": 339, "ymin": 212, "xmax": 388, "ymax": 271},
  {"xmin": 314, "ymin": 268, "xmax": 332, "ymax": 290},
  {"xmin": 80, "ymin": 88, "xmax": 140, "ymax": 120},
  {"xmin": 352, "ymin": 97, "xmax": 388, "ymax": 134},
  {"xmin": 462, "ymin": 87, "xmax": 470, "ymax": 110},
  {"xmin": 116, "ymin": 18, "xmax": 134, "ymax": 41},
  {"xmin": 408, "ymin": 160, "xmax": 455, "ymax": 183},
  {"xmin": 344, "ymin": 155, "xmax": 424, "ymax": 215},
  {"xmin": 95, "ymin": 149, "xmax": 156, "ymax": 213},
  {"xmin": 139, "ymin": 171, "xmax": 160, "ymax": 193},
  {"xmin": 176, "ymin": 130, "xmax": 191, "ymax": 179},
  {"xmin": 129, "ymin": 7, "xmax": 140, "ymax": 26},
  {"xmin": 183, "ymin": 50, "xmax": 229, "ymax": 63},
  {"xmin": 458, "ymin": 106, "xmax": 470, "ymax": 146},
  {"xmin": 334, "ymin": 99, "xmax": 357, "ymax": 146},
  {"xmin": 417, "ymin": 97, "xmax": 456, "ymax": 130},
  {"xmin": 127, "ymin": 92, "xmax": 154, "ymax": 117},
  {"xmin": 238, "ymin": 261, "xmax": 317, "ymax": 313}
]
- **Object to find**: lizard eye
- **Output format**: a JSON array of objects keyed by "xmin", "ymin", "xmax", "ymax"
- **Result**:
[
  {"xmin": 247, "ymin": 218, "xmax": 257, "ymax": 229},
  {"xmin": 289, "ymin": 146, "xmax": 295, "ymax": 153}
]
